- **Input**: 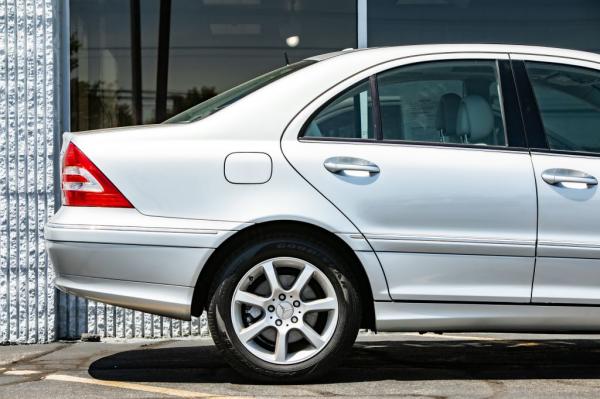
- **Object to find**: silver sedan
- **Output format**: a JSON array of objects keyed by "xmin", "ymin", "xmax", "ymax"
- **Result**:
[{"xmin": 46, "ymin": 44, "xmax": 600, "ymax": 381}]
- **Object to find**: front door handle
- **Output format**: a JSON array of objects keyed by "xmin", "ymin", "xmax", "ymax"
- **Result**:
[
  {"xmin": 324, "ymin": 157, "xmax": 380, "ymax": 175},
  {"xmin": 542, "ymin": 168, "xmax": 598, "ymax": 187}
]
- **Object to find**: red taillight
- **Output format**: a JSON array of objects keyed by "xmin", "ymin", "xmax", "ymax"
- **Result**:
[{"xmin": 62, "ymin": 143, "xmax": 133, "ymax": 208}]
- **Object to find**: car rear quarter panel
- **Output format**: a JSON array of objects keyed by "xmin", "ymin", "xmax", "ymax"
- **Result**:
[
  {"xmin": 71, "ymin": 130, "xmax": 360, "ymax": 235},
  {"xmin": 66, "ymin": 50, "xmax": 409, "ymax": 234}
]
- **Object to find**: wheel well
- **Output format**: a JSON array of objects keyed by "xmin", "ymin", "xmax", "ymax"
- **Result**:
[{"xmin": 191, "ymin": 220, "xmax": 376, "ymax": 330}]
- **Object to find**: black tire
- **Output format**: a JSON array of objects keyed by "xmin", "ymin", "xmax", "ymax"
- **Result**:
[{"xmin": 207, "ymin": 231, "xmax": 361, "ymax": 383}]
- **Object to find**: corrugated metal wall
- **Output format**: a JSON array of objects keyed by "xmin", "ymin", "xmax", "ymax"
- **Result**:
[
  {"xmin": 57, "ymin": 296, "xmax": 208, "ymax": 339},
  {"xmin": 0, "ymin": 0, "xmax": 57, "ymax": 344},
  {"xmin": 0, "ymin": 0, "xmax": 207, "ymax": 343}
]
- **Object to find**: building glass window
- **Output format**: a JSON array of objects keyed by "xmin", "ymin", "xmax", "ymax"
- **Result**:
[
  {"xmin": 70, "ymin": 0, "xmax": 357, "ymax": 131},
  {"xmin": 367, "ymin": 0, "xmax": 600, "ymax": 52}
]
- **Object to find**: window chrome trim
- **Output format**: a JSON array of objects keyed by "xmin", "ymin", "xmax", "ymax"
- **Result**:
[
  {"xmin": 299, "ymin": 136, "xmax": 529, "ymax": 154},
  {"xmin": 531, "ymin": 148, "xmax": 600, "ymax": 159}
]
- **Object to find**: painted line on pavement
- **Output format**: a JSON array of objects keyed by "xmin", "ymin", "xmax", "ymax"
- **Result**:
[
  {"xmin": 3, "ymin": 370, "xmax": 42, "ymax": 376},
  {"xmin": 44, "ymin": 374, "xmax": 248, "ymax": 399}
]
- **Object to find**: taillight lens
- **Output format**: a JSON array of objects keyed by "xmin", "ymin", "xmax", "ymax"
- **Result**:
[{"xmin": 62, "ymin": 142, "xmax": 133, "ymax": 208}]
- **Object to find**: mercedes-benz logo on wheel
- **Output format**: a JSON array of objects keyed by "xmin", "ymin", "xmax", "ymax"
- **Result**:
[{"xmin": 276, "ymin": 301, "xmax": 294, "ymax": 320}]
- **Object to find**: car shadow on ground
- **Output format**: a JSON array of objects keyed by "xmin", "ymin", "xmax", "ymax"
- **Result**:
[{"xmin": 88, "ymin": 339, "xmax": 600, "ymax": 384}]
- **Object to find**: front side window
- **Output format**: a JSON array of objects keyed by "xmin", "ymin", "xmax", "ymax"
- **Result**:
[
  {"xmin": 526, "ymin": 62, "xmax": 600, "ymax": 153},
  {"xmin": 377, "ymin": 60, "xmax": 506, "ymax": 146}
]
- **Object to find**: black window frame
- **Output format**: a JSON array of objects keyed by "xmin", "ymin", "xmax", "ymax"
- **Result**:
[
  {"xmin": 511, "ymin": 60, "xmax": 548, "ymax": 150},
  {"xmin": 300, "ymin": 59, "xmax": 529, "ymax": 151}
]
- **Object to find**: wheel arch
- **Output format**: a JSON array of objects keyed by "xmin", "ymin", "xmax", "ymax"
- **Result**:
[{"xmin": 191, "ymin": 220, "xmax": 376, "ymax": 330}]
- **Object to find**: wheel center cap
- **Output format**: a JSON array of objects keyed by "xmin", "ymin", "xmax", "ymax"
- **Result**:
[{"xmin": 276, "ymin": 301, "xmax": 294, "ymax": 320}]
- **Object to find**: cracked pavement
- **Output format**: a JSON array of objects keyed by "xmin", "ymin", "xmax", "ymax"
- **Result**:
[{"xmin": 2, "ymin": 333, "xmax": 600, "ymax": 398}]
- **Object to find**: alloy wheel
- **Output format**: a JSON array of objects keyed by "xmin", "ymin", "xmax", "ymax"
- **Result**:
[{"xmin": 230, "ymin": 257, "xmax": 339, "ymax": 365}]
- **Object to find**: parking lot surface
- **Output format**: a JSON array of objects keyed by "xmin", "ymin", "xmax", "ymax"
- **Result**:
[{"xmin": 2, "ymin": 332, "xmax": 600, "ymax": 398}]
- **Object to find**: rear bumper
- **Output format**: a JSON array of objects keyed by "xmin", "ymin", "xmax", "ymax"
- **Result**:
[
  {"xmin": 55, "ymin": 274, "xmax": 195, "ymax": 320},
  {"xmin": 46, "ymin": 207, "xmax": 249, "ymax": 319}
]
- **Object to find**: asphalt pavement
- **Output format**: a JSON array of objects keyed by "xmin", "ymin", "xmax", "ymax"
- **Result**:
[{"xmin": 2, "ymin": 332, "xmax": 600, "ymax": 398}]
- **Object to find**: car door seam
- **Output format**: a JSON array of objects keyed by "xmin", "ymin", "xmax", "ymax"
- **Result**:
[{"xmin": 278, "ymin": 113, "xmax": 393, "ymax": 300}]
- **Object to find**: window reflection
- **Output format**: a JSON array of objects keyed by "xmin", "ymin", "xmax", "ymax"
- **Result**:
[
  {"xmin": 70, "ymin": 0, "xmax": 357, "ymax": 131},
  {"xmin": 368, "ymin": 0, "xmax": 600, "ymax": 52}
]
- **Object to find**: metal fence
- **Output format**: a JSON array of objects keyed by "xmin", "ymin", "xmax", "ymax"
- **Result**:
[{"xmin": 57, "ymin": 294, "xmax": 208, "ymax": 339}]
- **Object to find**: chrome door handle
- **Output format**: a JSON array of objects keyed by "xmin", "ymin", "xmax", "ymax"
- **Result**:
[
  {"xmin": 323, "ymin": 157, "xmax": 380, "ymax": 175},
  {"xmin": 542, "ymin": 168, "xmax": 598, "ymax": 187}
]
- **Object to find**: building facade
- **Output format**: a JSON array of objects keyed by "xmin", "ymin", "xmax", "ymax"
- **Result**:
[{"xmin": 2, "ymin": 0, "xmax": 600, "ymax": 343}]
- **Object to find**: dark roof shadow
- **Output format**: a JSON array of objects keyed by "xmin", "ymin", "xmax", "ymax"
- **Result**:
[{"xmin": 88, "ymin": 338, "xmax": 600, "ymax": 384}]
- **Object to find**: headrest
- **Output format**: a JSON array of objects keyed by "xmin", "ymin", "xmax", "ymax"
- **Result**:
[
  {"xmin": 456, "ymin": 95, "xmax": 494, "ymax": 141},
  {"xmin": 435, "ymin": 93, "xmax": 462, "ymax": 136}
]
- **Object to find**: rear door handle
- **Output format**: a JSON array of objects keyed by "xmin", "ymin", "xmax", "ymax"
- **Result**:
[
  {"xmin": 542, "ymin": 168, "xmax": 598, "ymax": 187},
  {"xmin": 323, "ymin": 157, "xmax": 380, "ymax": 175}
]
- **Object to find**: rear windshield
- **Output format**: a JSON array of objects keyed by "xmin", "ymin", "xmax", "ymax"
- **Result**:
[{"xmin": 165, "ymin": 60, "xmax": 315, "ymax": 124}]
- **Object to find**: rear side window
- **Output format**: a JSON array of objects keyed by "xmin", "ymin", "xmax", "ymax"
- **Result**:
[
  {"xmin": 377, "ymin": 60, "xmax": 506, "ymax": 146},
  {"xmin": 303, "ymin": 80, "xmax": 374, "ymax": 139},
  {"xmin": 302, "ymin": 60, "xmax": 507, "ymax": 147},
  {"xmin": 526, "ymin": 62, "xmax": 600, "ymax": 153}
]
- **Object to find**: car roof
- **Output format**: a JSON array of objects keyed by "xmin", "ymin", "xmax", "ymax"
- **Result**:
[
  {"xmin": 306, "ymin": 48, "xmax": 368, "ymax": 61},
  {"xmin": 306, "ymin": 44, "xmax": 600, "ymax": 65}
]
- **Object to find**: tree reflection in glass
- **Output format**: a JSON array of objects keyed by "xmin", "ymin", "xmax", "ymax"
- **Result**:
[{"xmin": 70, "ymin": 0, "xmax": 356, "ymax": 131}]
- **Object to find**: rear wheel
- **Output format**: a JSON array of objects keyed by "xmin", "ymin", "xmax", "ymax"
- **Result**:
[{"xmin": 207, "ymin": 234, "xmax": 361, "ymax": 382}]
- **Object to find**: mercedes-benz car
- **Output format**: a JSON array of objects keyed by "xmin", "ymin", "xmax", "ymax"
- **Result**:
[{"xmin": 47, "ymin": 44, "xmax": 600, "ymax": 382}]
